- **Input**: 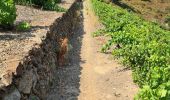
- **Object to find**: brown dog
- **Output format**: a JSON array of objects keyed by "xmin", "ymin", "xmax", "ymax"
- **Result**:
[{"xmin": 58, "ymin": 37, "xmax": 69, "ymax": 66}]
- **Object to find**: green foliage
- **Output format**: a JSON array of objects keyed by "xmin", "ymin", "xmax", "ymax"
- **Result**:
[
  {"xmin": 43, "ymin": 0, "xmax": 66, "ymax": 12},
  {"xmin": 14, "ymin": 0, "xmax": 31, "ymax": 5},
  {"xmin": 14, "ymin": 0, "xmax": 65, "ymax": 12},
  {"xmin": 0, "ymin": 0, "xmax": 16, "ymax": 28},
  {"xmin": 92, "ymin": 29, "xmax": 107, "ymax": 37},
  {"xmin": 15, "ymin": 0, "xmax": 61, "ymax": 5},
  {"xmin": 92, "ymin": 0, "xmax": 170, "ymax": 99},
  {"xmin": 31, "ymin": 0, "xmax": 46, "ymax": 6},
  {"xmin": 16, "ymin": 22, "xmax": 31, "ymax": 31}
]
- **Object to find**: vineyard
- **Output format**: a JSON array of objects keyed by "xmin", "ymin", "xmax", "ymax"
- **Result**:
[
  {"xmin": 92, "ymin": 0, "xmax": 170, "ymax": 99},
  {"xmin": 0, "ymin": 0, "xmax": 170, "ymax": 99}
]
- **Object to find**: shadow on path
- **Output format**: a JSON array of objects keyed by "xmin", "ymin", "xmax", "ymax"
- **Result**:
[
  {"xmin": 0, "ymin": 26, "xmax": 49, "ymax": 41},
  {"xmin": 47, "ymin": 3, "xmax": 84, "ymax": 100}
]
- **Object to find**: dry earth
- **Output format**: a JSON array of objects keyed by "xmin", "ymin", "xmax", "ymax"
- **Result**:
[{"xmin": 119, "ymin": 0, "xmax": 170, "ymax": 29}]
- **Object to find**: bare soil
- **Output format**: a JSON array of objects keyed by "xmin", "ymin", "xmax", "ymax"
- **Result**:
[{"xmin": 119, "ymin": 0, "xmax": 170, "ymax": 28}]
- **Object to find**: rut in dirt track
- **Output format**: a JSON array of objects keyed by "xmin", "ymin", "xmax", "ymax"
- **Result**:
[{"xmin": 47, "ymin": 0, "xmax": 138, "ymax": 100}]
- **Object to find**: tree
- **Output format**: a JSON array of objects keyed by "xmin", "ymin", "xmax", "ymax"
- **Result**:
[{"xmin": 0, "ymin": 0, "xmax": 16, "ymax": 29}]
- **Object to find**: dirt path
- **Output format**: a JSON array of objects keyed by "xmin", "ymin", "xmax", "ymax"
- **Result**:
[
  {"xmin": 78, "ymin": 0, "xmax": 138, "ymax": 100},
  {"xmin": 47, "ymin": 0, "xmax": 138, "ymax": 100}
]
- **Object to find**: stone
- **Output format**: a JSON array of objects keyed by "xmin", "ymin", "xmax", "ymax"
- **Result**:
[
  {"xmin": 29, "ymin": 95, "xmax": 40, "ymax": 100},
  {"xmin": 18, "ymin": 68, "xmax": 38, "ymax": 94},
  {"xmin": 3, "ymin": 88, "xmax": 21, "ymax": 100}
]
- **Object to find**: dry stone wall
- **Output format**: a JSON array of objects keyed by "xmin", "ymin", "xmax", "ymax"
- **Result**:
[{"xmin": 0, "ymin": 1, "xmax": 81, "ymax": 100}]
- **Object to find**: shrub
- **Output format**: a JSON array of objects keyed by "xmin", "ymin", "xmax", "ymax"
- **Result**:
[
  {"xmin": 14, "ymin": 0, "xmax": 30, "ymax": 5},
  {"xmin": 16, "ymin": 22, "xmax": 31, "ymax": 31},
  {"xmin": 43, "ymin": 0, "xmax": 66, "ymax": 12},
  {"xmin": 30, "ymin": 0, "xmax": 61, "ymax": 6},
  {"xmin": 14, "ymin": 0, "xmax": 65, "ymax": 12},
  {"xmin": 31, "ymin": 0, "xmax": 45, "ymax": 6},
  {"xmin": 0, "ymin": 0, "xmax": 16, "ymax": 29}
]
